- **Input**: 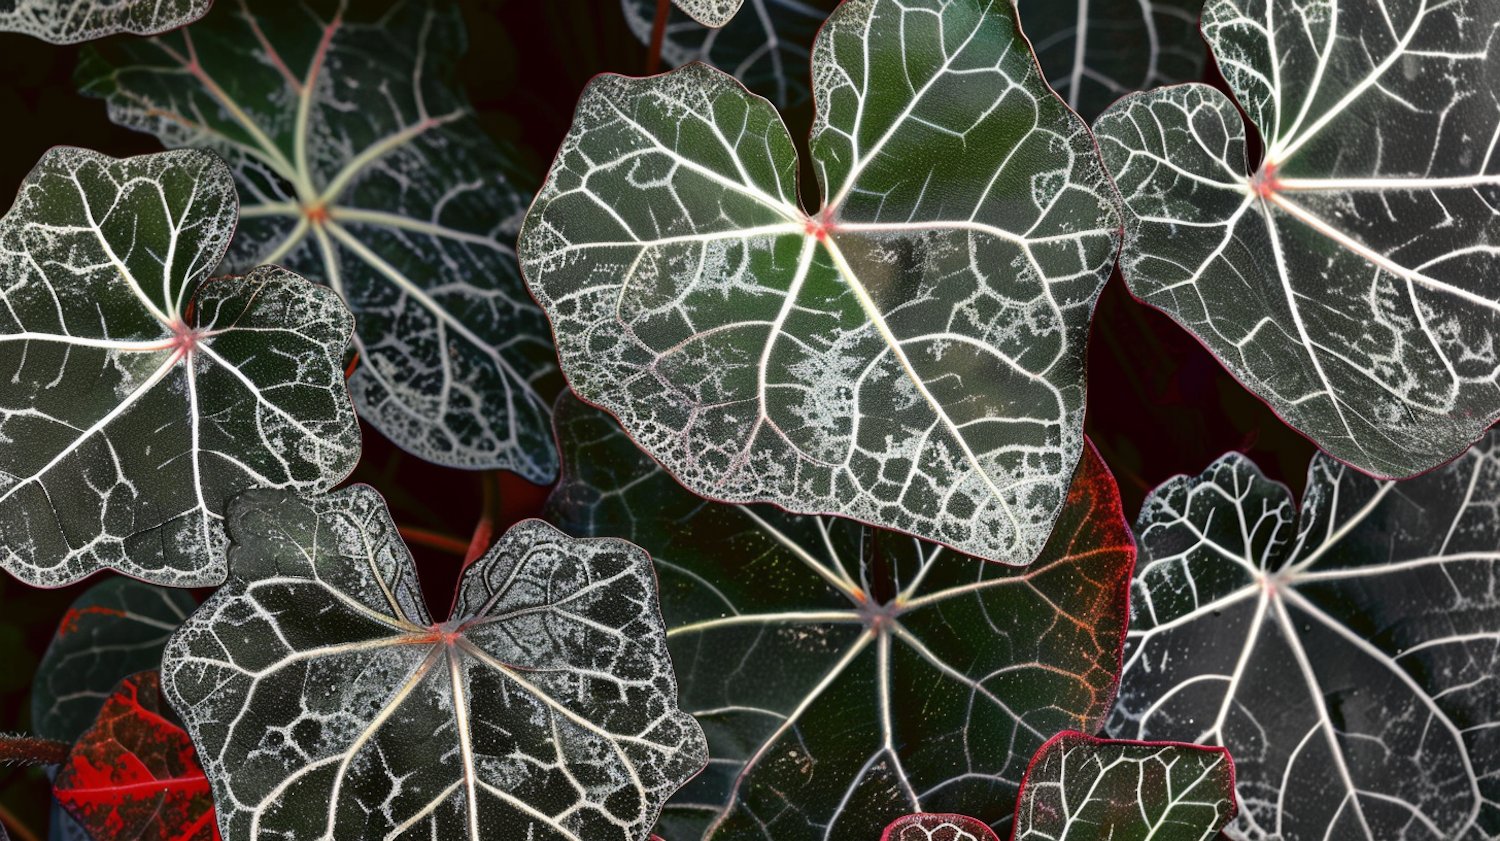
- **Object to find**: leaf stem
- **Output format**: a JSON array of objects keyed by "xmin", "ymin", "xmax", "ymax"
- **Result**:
[
  {"xmin": 646, "ymin": 0, "xmax": 669, "ymax": 75},
  {"xmin": 0, "ymin": 802, "xmax": 42, "ymax": 841},
  {"xmin": 0, "ymin": 734, "xmax": 69, "ymax": 767},
  {"xmin": 462, "ymin": 471, "xmax": 501, "ymax": 567},
  {"xmin": 396, "ymin": 525, "xmax": 470, "ymax": 555}
]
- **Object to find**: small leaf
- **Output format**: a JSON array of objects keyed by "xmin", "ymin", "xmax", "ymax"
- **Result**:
[
  {"xmin": 1013, "ymin": 732, "xmax": 1235, "ymax": 841},
  {"xmin": 163, "ymin": 485, "xmax": 706, "ymax": 841},
  {"xmin": 53, "ymin": 671, "xmax": 219, "ymax": 841},
  {"xmin": 522, "ymin": 0, "xmax": 1121, "ymax": 565},
  {"xmin": 545, "ymin": 394, "xmax": 1135, "ymax": 840},
  {"xmin": 1016, "ymin": 0, "xmax": 1205, "ymax": 121},
  {"xmin": 673, "ymin": 0, "xmax": 743, "ymax": 28},
  {"xmin": 621, "ymin": 0, "xmax": 837, "ymax": 107},
  {"xmin": 79, "ymin": 0, "xmax": 559, "ymax": 477},
  {"xmin": 32, "ymin": 579, "xmax": 196, "ymax": 744},
  {"xmin": 880, "ymin": 814, "xmax": 998, "ymax": 841},
  {"xmin": 1114, "ymin": 440, "xmax": 1500, "ymax": 839},
  {"xmin": 1094, "ymin": 0, "xmax": 1500, "ymax": 478},
  {"xmin": 0, "ymin": 0, "xmax": 210, "ymax": 44},
  {"xmin": 0, "ymin": 147, "xmax": 359, "ymax": 589}
]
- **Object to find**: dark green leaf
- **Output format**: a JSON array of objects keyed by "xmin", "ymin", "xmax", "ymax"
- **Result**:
[
  {"xmin": 78, "ymin": 0, "xmax": 559, "ymax": 477},
  {"xmin": 1094, "ymin": 0, "xmax": 1500, "ymax": 478},
  {"xmin": 164, "ymin": 485, "xmax": 707, "ymax": 841},
  {"xmin": 1114, "ymin": 442, "xmax": 1500, "ymax": 838},
  {"xmin": 545, "ymin": 393, "xmax": 1135, "ymax": 841},
  {"xmin": 0, "ymin": 0, "xmax": 210, "ymax": 44},
  {"xmin": 0, "ymin": 147, "xmax": 358, "ymax": 589},
  {"xmin": 522, "ymin": 0, "xmax": 1121, "ymax": 565},
  {"xmin": 31, "ymin": 578, "xmax": 196, "ymax": 744}
]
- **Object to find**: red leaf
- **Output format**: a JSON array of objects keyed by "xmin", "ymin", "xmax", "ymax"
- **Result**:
[
  {"xmin": 53, "ymin": 672, "xmax": 219, "ymax": 841},
  {"xmin": 881, "ymin": 814, "xmax": 1001, "ymax": 841}
]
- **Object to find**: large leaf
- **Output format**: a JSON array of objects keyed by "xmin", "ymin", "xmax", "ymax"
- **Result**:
[
  {"xmin": 163, "ymin": 485, "xmax": 707, "ymax": 841},
  {"xmin": 0, "ymin": 147, "xmax": 358, "ymax": 589},
  {"xmin": 1112, "ymin": 442, "xmax": 1500, "ymax": 839},
  {"xmin": 545, "ymin": 393, "xmax": 1135, "ymax": 840},
  {"xmin": 32, "ymin": 579, "xmax": 196, "ymax": 744},
  {"xmin": 53, "ymin": 672, "xmax": 219, "ymax": 841},
  {"xmin": 521, "ymin": 0, "xmax": 1121, "ymax": 565},
  {"xmin": 1016, "ymin": 0, "xmax": 1205, "ymax": 121},
  {"xmin": 78, "ymin": 0, "xmax": 560, "ymax": 478},
  {"xmin": 880, "ymin": 814, "xmax": 998, "ymax": 841},
  {"xmin": 1013, "ymin": 732, "xmax": 1235, "ymax": 841},
  {"xmin": 621, "ymin": 0, "xmax": 837, "ymax": 107},
  {"xmin": 0, "ymin": 0, "xmax": 210, "ymax": 44},
  {"xmin": 1094, "ymin": 0, "xmax": 1500, "ymax": 479}
]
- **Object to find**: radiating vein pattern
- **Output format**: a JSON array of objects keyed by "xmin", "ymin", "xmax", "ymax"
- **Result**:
[
  {"xmin": 163, "ymin": 486, "xmax": 706, "ymax": 841},
  {"xmin": 79, "ymin": 0, "xmax": 560, "ymax": 477},
  {"xmin": 545, "ymin": 394, "xmax": 1134, "ymax": 841},
  {"xmin": 621, "ymin": 0, "xmax": 836, "ymax": 107},
  {"xmin": 1013, "ymin": 732, "xmax": 1235, "ymax": 841},
  {"xmin": 521, "ymin": 0, "xmax": 1120, "ymax": 565},
  {"xmin": 0, "ymin": 0, "xmax": 210, "ymax": 43},
  {"xmin": 32, "ymin": 578, "xmax": 197, "ymax": 743},
  {"xmin": 0, "ymin": 147, "xmax": 358, "ymax": 589},
  {"xmin": 1113, "ymin": 441, "xmax": 1500, "ymax": 840},
  {"xmin": 1095, "ymin": 0, "xmax": 1500, "ymax": 478},
  {"xmin": 1016, "ymin": 0, "xmax": 1205, "ymax": 121}
]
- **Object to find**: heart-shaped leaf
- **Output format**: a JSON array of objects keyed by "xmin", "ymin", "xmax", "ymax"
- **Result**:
[
  {"xmin": 53, "ymin": 671, "xmax": 219, "ymax": 841},
  {"xmin": 0, "ymin": 147, "xmax": 358, "ymax": 589},
  {"xmin": 1112, "ymin": 442, "xmax": 1500, "ymax": 839},
  {"xmin": 1016, "ymin": 0, "xmax": 1205, "ymax": 121},
  {"xmin": 545, "ymin": 394, "xmax": 1135, "ymax": 841},
  {"xmin": 621, "ymin": 0, "xmax": 836, "ymax": 108},
  {"xmin": 880, "ymin": 814, "xmax": 998, "ymax": 841},
  {"xmin": 0, "ymin": 0, "xmax": 210, "ymax": 44},
  {"xmin": 32, "ymin": 579, "xmax": 196, "ymax": 744},
  {"xmin": 521, "ymin": 0, "xmax": 1121, "ymax": 565},
  {"xmin": 1013, "ymin": 732, "xmax": 1235, "ymax": 841},
  {"xmin": 1094, "ymin": 0, "xmax": 1500, "ymax": 479},
  {"xmin": 163, "ymin": 485, "xmax": 707, "ymax": 841},
  {"xmin": 78, "ymin": 0, "xmax": 560, "ymax": 478}
]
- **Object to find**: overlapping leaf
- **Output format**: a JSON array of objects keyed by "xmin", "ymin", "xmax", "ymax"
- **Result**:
[
  {"xmin": 880, "ymin": 814, "xmax": 998, "ymax": 841},
  {"xmin": 0, "ymin": 0, "xmax": 210, "ymax": 44},
  {"xmin": 1016, "ymin": 0, "xmax": 1205, "ymax": 121},
  {"xmin": 32, "ymin": 579, "xmax": 196, "ymax": 744},
  {"xmin": 523, "ymin": 0, "xmax": 1120, "ymax": 564},
  {"xmin": 621, "ymin": 0, "xmax": 836, "ymax": 107},
  {"xmin": 1094, "ymin": 0, "xmax": 1500, "ymax": 478},
  {"xmin": 1112, "ymin": 441, "xmax": 1500, "ymax": 839},
  {"xmin": 78, "ymin": 0, "xmax": 560, "ymax": 477},
  {"xmin": 163, "ymin": 485, "xmax": 707, "ymax": 841},
  {"xmin": 53, "ymin": 672, "xmax": 218, "ymax": 841},
  {"xmin": 0, "ymin": 147, "xmax": 358, "ymax": 589},
  {"xmin": 545, "ymin": 394, "xmax": 1134, "ymax": 841},
  {"xmin": 1013, "ymin": 732, "xmax": 1235, "ymax": 841}
]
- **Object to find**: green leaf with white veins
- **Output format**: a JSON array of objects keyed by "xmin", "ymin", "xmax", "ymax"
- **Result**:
[
  {"xmin": 164, "ymin": 485, "xmax": 707, "ymax": 841},
  {"xmin": 0, "ymin": 147, "xmax": 358, "ymax": 589},
  {"xmin": 0, "ymin": 0, "xmax": 211, "ymax": 44},
  {"xmin": 78, "ymin": 0, "xmax": 560, "ymax": 478},
  {"xmin": 1094, "ymin": 0, "xmax": 1500, "ymax": 479},
  {"xmin": 521, "ymin": 0, "xmax": 1121, "ymax": 565},
  {"xmin": 673, "ymin": 0, "xmax": 743, "ymax": 28}
]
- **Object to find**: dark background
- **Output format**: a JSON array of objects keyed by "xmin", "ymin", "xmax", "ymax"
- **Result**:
[{"xmin": 0, "ymin": 2, "xmax": 1312, "ymax": 838}]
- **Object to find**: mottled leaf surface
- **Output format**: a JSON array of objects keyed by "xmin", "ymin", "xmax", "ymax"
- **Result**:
[
  {"xmin": 545, "ymin": 394, "xmax": 1134, "ymax": 841},
  {"xmin": 1113, "ymin": 442, "xmax": 1500, "ymax": 839},
  {"xmin": 1016, "ymin": 0, "xmax": 1205, "ymax": 121},
  {"xmin": 164, "ymin": 486, "xmax": 706, "ymax": 841},
  {"xmin": 32, "ymin": 578, "xmax": 196, "ymax": 744},
  {"xmin": 53, "ymin": 671, "xmax": 219, "ymax": 841},
  {"xmin": 880, "ymin": 814, "xmax": 998, "ymax": 841},
  {"xmin": 79, "ymin": 0, "xmax": 559, "ymax": 477},
  {"xmin": 0, "ymin": 147, "xmax": 358, "ymax": 589},
  {"xmin": 523, "ymin": 0, "xmax": 1120, "ymax": 564},
  {"xmin": 621, "ymin": 0, "xmax": 836, "ymax": 107},
  {"xmin": 0, "ymin": 0, "xmax": 209, "ymax": 44},
  {"xmin": 1013, "ymin": 732, "xmax": 1235, "ymax": 841},
  {"xmin": 673, "ymin": 0, "xmax": 742, "ymax": 28},
  {"xmin": 1095, "ymin": 0, "xmax": 1500, "ymax": 478}
]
